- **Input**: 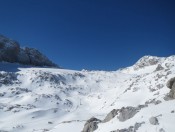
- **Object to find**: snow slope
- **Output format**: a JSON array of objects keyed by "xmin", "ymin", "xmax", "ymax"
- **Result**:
[{"xmin": 0, "ymin": 55, "xmax": 175, "ymax": 132}]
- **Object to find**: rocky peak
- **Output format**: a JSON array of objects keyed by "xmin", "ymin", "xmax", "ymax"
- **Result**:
[
  {"xmin": 0, "ymin": 35, "xmax": 58, "ymax": 67},
  {"xmin": 133, "ymin": 55, "xmax": 162, "ymax": 70}
]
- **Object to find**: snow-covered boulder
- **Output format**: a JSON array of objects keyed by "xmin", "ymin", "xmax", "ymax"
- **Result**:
[{"xmin": 149, "ymin": 116, "xmax": 159, "ymax": 125}]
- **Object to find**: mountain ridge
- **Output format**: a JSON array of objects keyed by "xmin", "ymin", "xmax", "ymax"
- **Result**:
[{"xmin": 0, "ymin": 35, "xmax": 58, "ymax": 67}]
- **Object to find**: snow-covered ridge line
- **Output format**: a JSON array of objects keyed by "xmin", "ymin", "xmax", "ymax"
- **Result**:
[{"xmin": 120, "ymin": 55, "xmax": 175, "ymax": 74}]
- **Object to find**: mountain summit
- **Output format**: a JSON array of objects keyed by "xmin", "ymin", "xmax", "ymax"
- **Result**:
[{"xmin": 0, "ymin": 35, "xmax": 58, "ymax": 67}]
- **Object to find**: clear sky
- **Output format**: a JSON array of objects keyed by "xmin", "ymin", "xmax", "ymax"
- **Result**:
[{"xmin": 0, "ymin": 0, "xmax": 175, "ymax": 70}]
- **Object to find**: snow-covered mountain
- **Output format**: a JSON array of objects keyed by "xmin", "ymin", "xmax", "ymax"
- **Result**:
[{"xmin": 0, "ymin": 55, "xmax": 175, "ymax": 132}]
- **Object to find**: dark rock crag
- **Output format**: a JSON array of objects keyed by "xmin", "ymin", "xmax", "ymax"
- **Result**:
[{"xmin": 0, "ymin": 35, "xmax": 58, "ymax": 67}]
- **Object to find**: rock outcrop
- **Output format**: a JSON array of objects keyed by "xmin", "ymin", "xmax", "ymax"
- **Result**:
[
  {"xmin": 0, "ymin": 35, "xmax": 20, "ymax": 63},
  {"xmin": 117, "ymin": 107, "xmax": 138, "ymax": 122},
  {"xmin": 166, "ymin": 77, "xmax": 175, "ymax": 98},
  {"xmin": 133, "ymin": 56, "xmax": 161, "ymax": 70},
  {"xmin": 155, "ymin": 64, "xmax": 164, "ymax": 71},
  {"xmin": 103, "ymin": 109, "xmax": 119, "ymax": 123},
  {"xmin": 0, "ymin": 35, "xmax": 58, "ymax": 67},
  {"xmin": 101, "ymin": 106, "xmax": 140, "ymax": 124},
  {"xmin": 82, "ymin": 117, "xmax": 101, "ymax": 132}
]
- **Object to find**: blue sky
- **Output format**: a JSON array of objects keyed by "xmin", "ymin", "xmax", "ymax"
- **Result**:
[{"xmin": 0, "ymin": 0, "xmax": 175, "ymax": 70}]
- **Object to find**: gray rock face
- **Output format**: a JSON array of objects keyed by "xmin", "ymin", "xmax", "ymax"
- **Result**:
[
  {"xmin": 103, "ymin": 106, "xmax": 142, "ymax": 124},
  {"xmin": 0, "ymin": 35, "xmax": 20, "ymax": 63},
  {"xmin": 149, "ymin": 116, "xmax": 159, "ymax": 125},
  {"xmin": 155, "ymin": 64, "xmax": 164, "ymax": 71},
  {"xmin": 134, "ymin": 56, "xmax": 161, "ymax": 70},
  {"xmin": 166, "ymin": 77, "xmax": 175, "ymax": 98},
  {"xmin": 17, "ymin": 48, "xmax": 30, "ymax": 64},
  {"xmin": 103, "ymin": 109, "xmax": 119, "ymax": 123},
  {"xmin": 167, "ymin": 77, "xmax": 175, "ymax": 89},
  {"xmin": 82, "ymin": 117, "xmax": 101, "ymax": 132},
  {"xmin": 117, "ymin": 107, "xmax": 138, "ymax": 122},
  {"xmin": 0, "ymin": 35, "xmax": 57, "ymax": 67},
  {"xmin": 24, "ymin": 47, "xmax": 57, "ymax": 67}
]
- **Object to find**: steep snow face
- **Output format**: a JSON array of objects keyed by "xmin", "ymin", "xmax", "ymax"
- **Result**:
[{"xmin": 0, "ymin": 55, "xmax": 175, "ymax": 132}]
